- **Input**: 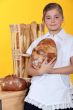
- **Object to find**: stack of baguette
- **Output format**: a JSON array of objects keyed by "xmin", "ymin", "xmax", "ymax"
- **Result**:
[{"xmin": 10, "ymin": 22, "xmax": 45, "ymax": 78}]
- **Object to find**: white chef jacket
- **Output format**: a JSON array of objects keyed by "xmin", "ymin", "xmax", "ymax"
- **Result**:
[{"xmin": 25, "ymin": 29, "xmax": 73, "ymax": 110}]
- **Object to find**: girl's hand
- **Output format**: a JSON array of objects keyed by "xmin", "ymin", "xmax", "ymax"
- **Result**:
[{"xmin": 38, "ymin": 57, "xmax": 56, "ymax": 75}]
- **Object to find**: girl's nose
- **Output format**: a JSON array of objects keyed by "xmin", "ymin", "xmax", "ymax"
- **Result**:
[{"xmin": 51, "ymin": 18, "xmax": 55, "ymax": 23}]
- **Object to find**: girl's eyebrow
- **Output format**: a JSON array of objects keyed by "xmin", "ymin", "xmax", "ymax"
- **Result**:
[{"xmin": 45, "ymin": 14, "xmax": 60, "ymax": 17}]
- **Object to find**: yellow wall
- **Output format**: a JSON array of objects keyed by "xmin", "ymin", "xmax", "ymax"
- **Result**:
[{"xmin": 0, "ymin": 0, "xmax": 73, "ymax": 81}]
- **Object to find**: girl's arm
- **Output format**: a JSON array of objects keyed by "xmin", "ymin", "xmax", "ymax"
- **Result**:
[
  {"xmin": 51, "ymin": 56, "xmax": 73, "ymax": 74},
  {"xmin": 27, "ymin": 56, "xmax": 73, "ymax": 76},
  {"xmin": 39, "ymin": 56, "xmax": 73, "ymax": 75}
]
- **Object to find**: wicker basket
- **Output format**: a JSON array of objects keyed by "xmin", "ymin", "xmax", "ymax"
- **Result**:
[{"xmin": 10, "ymin": 22, "xmax": 45, "ymax": 78}]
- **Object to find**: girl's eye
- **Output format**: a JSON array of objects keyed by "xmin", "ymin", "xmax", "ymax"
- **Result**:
[
  {"xmin": 55, "ymin": 16, "xmax": 59, "ymax": 18},
  {"xmin": 46, "ymin": 17, "xmax": 51, "ymax": 19}
]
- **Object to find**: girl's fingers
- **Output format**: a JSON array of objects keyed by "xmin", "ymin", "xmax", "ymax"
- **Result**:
[
  {"xmin": 42, "ymin": 57, "xmax": 56, "ymax": 66},
  {"xmin": 49, "ymin": 57, "xmax": 56, "ymax": 64},
  {"xmin": 42, "ymin": 57, "xmax": 48, "ymax": 64}
]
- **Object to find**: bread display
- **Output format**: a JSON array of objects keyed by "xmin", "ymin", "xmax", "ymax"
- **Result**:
[{"xmin": 10, "ymin": 22, "xmax": 45, "ymax": 78}]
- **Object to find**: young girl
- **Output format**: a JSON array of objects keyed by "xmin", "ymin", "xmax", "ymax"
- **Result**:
[{"xmin": 24, "ymin": 3, "xmax": 73, "ymax": 110}]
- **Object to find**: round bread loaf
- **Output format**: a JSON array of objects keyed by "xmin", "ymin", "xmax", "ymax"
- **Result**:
[
  {"xmin": 1, "ymin": 75, "xmax": 27, "ymax": 91},
  {"xmin": 31, "ymin": 38, "xmax": 57, "ymax": 69}
]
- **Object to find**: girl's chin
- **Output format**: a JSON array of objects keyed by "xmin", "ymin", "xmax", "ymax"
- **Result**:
[{"xmin": 49, "ymin": 28, "xmax": 61, "ymax": 31}]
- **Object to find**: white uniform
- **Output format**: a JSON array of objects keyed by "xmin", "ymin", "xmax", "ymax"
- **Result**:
[{"xmin": 25, "ymin": 29, "xmax": 73, "ymax": 110}]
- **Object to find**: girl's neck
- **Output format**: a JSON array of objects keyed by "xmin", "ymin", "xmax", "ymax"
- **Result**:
[{"xmin": 49, "ymin": 28, "xmax": 62, "ymax": 36}]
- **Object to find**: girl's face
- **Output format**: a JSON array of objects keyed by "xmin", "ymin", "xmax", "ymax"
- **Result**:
[{"xmin": 44, "ymin": 9, "xmax": 63, "ymax": 33}]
